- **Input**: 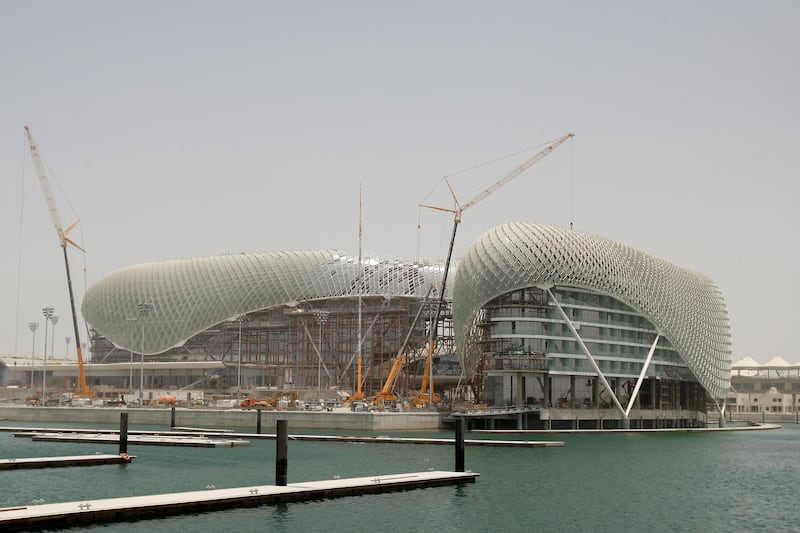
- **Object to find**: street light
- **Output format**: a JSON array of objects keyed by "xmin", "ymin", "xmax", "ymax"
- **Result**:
[
  {"xmin": 137, "ymin": 302, "xmax": 153, "ymax": 403},
  {"xmin": 50, "ymin": 316, "xmax": 59, "ymax": 360},
  {"xmin": 313, "ymin": 310, "xmax": 329, "ymax": 402},
  {"xmin": 126, "ymin": 318, "xmax": 138, "ymax": 393},
  {"xmin": 236, "ymin": 315, "xmax": 245, "ymax": 399},
  {"xmin": 41, "ymin": 307, "xmax": 55, "ymax": 404},
  {"xmin": 28, "ymin": 322, "xmax": 39, "ymax": 389}
]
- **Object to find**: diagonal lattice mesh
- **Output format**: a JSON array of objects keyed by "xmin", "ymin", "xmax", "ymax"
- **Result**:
[
  {"xmin": 82, "ymin": 250, "xmax": 446, "ymax": 355},
  {"xmin": 452, "ymin": 223, "xmax": 732, "ymax": 399}
]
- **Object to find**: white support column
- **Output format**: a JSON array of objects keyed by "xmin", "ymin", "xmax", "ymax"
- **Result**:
[
  {"xmin": 544, "ymin": 287, "xmax": 627, "ymax": 418},
  {"xmin": 712, "ymin": 397, "xmax": 726, "ymax": 417},
  {"xmin": 713, "ymin": 397, "xmax": 727, "ymax": 427},
  {"xmin": 625, "ymin": 334, "xmax": 660, "ymax": 417}
]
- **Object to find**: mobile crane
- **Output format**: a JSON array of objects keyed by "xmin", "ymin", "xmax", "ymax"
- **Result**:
[
  {"xmin": 417, "ymin": 132, "xmax": 574, "ymax": 407},
  {"xmin": 25, "ymin": 126, "xmax": 93, "ymax": 399},
  {"xmin": 373, "ymin": 284, "xmax": 435, "ymax": 406}
]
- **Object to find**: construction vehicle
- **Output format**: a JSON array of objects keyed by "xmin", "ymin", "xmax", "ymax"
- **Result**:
[
  {"xmin": 373, "ymin": 355, "xmax": 405, "ymax": 406},
  {"xmin": 346, "ymin": 358, "xmax": 365, "ymax": 403},
  {"xmin": 240, "ymin": 397, "xmax": 270, "ymax": 409},
  {"xmin": 25, "ymin": 126, "xmax": 94, "ymax": 399},
  {"xmin": 417, "ymin": 133, "xmax": 575, "ymax": 407},
  {"xmin": 240, "ymin": 391, "xmax": 298, "ymax": 409},
  {"xmin": 373, "ymin": 285, "xmax": 434, "ymax": 407},
  {"xmin": 156, "ymin": 395, "xmax": 177, "ymax": 405}
]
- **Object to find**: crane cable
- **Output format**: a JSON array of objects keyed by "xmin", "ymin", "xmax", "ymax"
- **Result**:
[
  {"xmin": 418, "ymin": 138, "xmax": 556, "ymax": 206},
  {"xmin": 14, "ymin": 130, "xmax": 28, "ymax": 357},
  {"xmin": 416, "ymin": 137, "xmax": 559, "ymax": 262},
  {"xmin": 40, "ymin": 151, "xmax": 91, "ymax": 356},
  {"xmin": 569, "ymin": 136, "xmax": 575, "ymax": 230}
]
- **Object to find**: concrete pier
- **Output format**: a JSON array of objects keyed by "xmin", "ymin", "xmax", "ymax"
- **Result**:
[
  {"xmin": 0, "ymin": 470, "xmax": 478, "ymax": 531},
  {"xmin": 0, "ymin": 406, "xmax": 444, "ymax": 430}
]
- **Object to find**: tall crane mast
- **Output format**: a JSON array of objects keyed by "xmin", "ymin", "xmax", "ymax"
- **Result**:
[
  {"xmin": 24, "ymin": 126, "xmax": 93, "ymax": 398},
  {"xmin": 418, "ymin": 132, "xmax": 575, "ymax": 407}
]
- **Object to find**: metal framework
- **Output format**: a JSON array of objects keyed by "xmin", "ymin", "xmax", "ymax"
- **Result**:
[{"xmin": 83, "ymin": 251, "xmax": 449, "ymax": 396}]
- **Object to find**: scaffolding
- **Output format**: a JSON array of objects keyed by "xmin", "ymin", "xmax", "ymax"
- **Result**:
[{"xmin": 88, "ymin": 295, "xmax": 454, "ymax": 399}]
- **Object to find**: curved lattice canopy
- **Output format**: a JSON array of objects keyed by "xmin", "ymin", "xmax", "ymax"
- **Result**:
[
  {"xmin": 452, "ymin": 223, "xmax": 732, "ymax": 398},
  {"xmin": 82, "ymin": 250, "xmax": 446, "ymax": 354}
]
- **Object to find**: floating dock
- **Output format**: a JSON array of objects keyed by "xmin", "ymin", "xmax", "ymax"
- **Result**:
[
  {"xmin": 470, "ymin": 423, "xmax": 784, "ymax": 435},
  {"xmin": 14, "ymin": 432, "xmax": 249, "ymax": 448},
  {"xmin": 0, "ymin": 427, "xmax": 562, "ymax": 448},
  {"xmin": 0, "ymin": 470, "xmax": 478, "ymax": 531},
  {"xmin": 0, "ymin": 454, "xmax": 133, "ymax": 470},
  {"xmin": 276, "ymin": 434, "xmax": 564, "ymax": 447}
]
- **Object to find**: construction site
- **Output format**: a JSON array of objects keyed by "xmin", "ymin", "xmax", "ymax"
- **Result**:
[
  {"xmin": 85, "ymin": 294, "xmax": 461, "ymax": 409},
  {"xmin": 12, "ymin": 127, "xmax": 735, "ymax": 430}
]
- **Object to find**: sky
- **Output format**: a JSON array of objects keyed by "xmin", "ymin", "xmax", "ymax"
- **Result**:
[{"xmin": 0, "ymin": 1, "xmax": 797, "ymax": 363}]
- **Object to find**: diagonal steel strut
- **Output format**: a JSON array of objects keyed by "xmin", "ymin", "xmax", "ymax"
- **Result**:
[{"xmin": 542, "ymin": 286, "xmax": 627, "ymax": 418}]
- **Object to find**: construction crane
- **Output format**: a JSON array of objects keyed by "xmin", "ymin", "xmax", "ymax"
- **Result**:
[
  {"xmin": 373, "ymin": 284, "xmax": 434, "ymax": 406},
  {"xmin": 417, "ymin": 132, "xmax": 575, "ymax": 407},
  {"xmin": 24, "ymin": 126, "xmax": 93, "ymax": 399}
]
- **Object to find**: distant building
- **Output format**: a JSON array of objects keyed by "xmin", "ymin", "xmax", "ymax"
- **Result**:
[{"xmin": 729, "ymin": 356, "xmax": 800, "ymax": 413}]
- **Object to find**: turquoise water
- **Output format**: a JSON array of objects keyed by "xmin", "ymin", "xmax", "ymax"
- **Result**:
[{"xmin": 0, "ymin": 422, "xmax": 798, "ymax": 532}]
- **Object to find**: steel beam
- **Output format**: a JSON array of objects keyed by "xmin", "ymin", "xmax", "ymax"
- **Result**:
[{"xmin": 544, "ymin": 287, "xmax": 627, "ymax": 418}]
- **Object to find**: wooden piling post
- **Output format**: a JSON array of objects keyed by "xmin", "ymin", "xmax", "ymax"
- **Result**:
[
  {"xmin": 256, "ymin": 407, "xmax": 262, "ymax": 434},
  {"xmin": 119, "ymin": 413, "xmax": 128, "ymax": 455},
  {"xmin": 276, "ymin": 419, "xmax": 288, "ymax": 486},
  {"xmin": 455, "ymin": 417, "xmax": 465, "ymax": 472},
  {"xmin": 171, "ymin": 406, "xmax": 176, "ymax": 428}
]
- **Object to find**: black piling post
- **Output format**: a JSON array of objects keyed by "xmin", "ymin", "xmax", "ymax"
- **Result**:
[
  {"xmin": 119, "ymin": 412, "xmax": 129, "ymax": 455},
  {"xmin": 171, "ymin": 406, "xmax": 176, "ymax": 428},
  {"xmin": 256, "ymin": 407, "xmax": 262, "ymax": 434},
  {"xmin": 276, "ymin": 419, "xmax": 288, "ymax": 486},
  {"xmin": 455, "ymin": 417, "xmax": 465, "ymax": 472}
]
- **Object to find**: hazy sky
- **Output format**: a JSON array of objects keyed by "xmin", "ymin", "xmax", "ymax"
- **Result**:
[{"xmin": 1, "ymin": 1, "xmax": 797, "ymax": 363}]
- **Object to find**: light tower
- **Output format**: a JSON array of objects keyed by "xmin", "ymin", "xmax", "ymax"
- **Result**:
[
  {"xmin": 137, "ymin": 302, "xmax": 153, "ymax": 403},
  {"xmin": 41, "ymin": 307, "xmax": 55, "ymax": 403},
  {"xmin": 28, "ymin": 322, "xmax": 39, "ymax": 388}
]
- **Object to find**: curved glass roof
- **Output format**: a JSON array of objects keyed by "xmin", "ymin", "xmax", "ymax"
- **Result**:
[
  {"xmin": 452, "ymin": 223, "xmax": 732, "ymax": 398},
  {"xmin": 82, "ymin": 250, "xmax": 446, "ymax": 355}
]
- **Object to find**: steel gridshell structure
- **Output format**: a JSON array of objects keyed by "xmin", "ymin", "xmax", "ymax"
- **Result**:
[
  {"xmin": 452, "ymin": 223, "xmax": 732, "ymax": 399},
  {"xmin": 82, "ymin": 250, "xmax": 446, "ymax": 355}
]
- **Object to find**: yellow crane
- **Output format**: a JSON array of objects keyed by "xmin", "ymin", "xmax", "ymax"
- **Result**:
[
  {"xmin": 24, "ymin": 126, "xmax": 93, "ymax": 399},
  {"xmin": 373, "ymin": 284, "xmax": 435, "ymax": 406},
  {"xmin": 417, "ymin": 132, "xmax": 575, "ymax": 407}
]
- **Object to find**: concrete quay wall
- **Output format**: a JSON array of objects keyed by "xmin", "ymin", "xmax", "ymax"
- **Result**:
[{"xmin": 0, "ymin": 406, "xmax": 444, "ymax": 431}]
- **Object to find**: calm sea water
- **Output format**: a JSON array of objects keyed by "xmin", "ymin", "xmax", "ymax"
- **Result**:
[{"xmin": 0, "ymin": 421, "xmax": 798, "ymax": 532}]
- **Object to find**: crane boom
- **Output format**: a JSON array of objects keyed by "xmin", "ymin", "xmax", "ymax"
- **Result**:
[
  {"xmin": 417, "ymin": 132, "xmax": 575, "ymax": 407},
  {"xmin": 460, "ymin": 132, "xmax": 575, "ymax": 212},
  {"xmin": 24, "ymin": 126, "xmax": 93, "ymax": 398}
]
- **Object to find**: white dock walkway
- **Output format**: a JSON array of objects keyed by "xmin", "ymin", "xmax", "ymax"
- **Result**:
[
  {"xmin": 0, "ymin": 470, "xmax": 478, "ymax": 531},
  {"xmin": 0, "ymin": 454, "xmax": 133, "ymax": 470},
  {"xmin": 471, "ymin": 423, "xmax": 784, "ymax": 434},
  {"xmin": 1, "ymin": 426, "xmax": 561, "ymax": 447},
  {"xmin": 14, "ymin": 432, "xmax": 249, "ymax": 448}
]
